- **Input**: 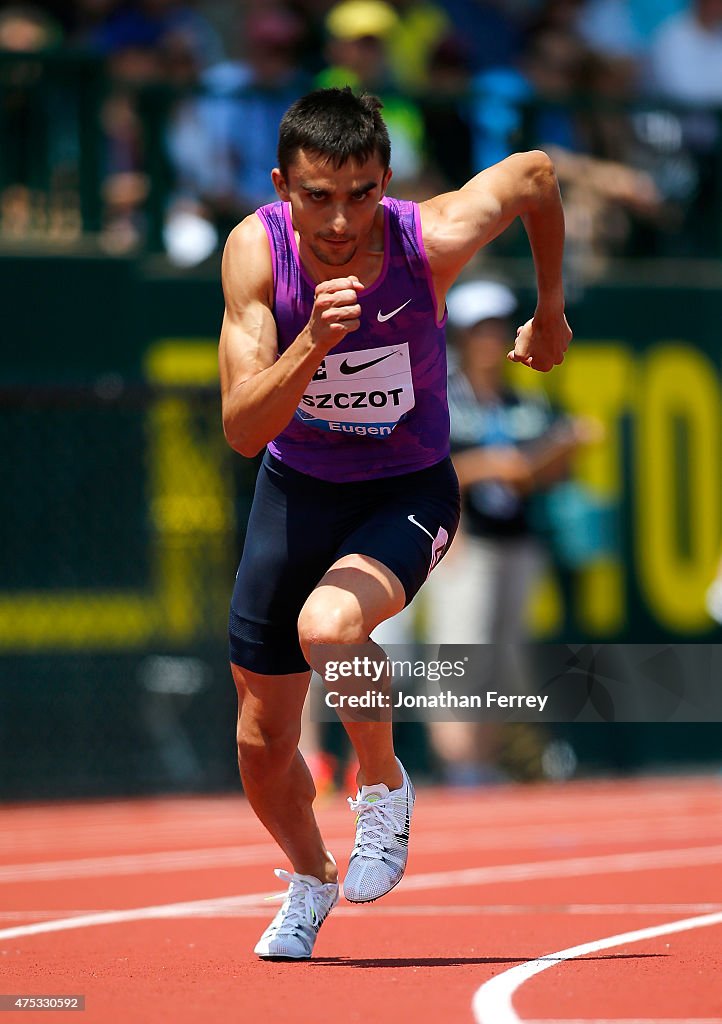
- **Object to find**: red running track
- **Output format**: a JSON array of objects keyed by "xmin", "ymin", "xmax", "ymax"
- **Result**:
[{"xmin": 1, "ymin": 776, "xmax": 722, "ymax": 1024}]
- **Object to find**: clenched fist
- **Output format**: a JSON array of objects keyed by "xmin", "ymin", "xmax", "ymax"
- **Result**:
[
  {"xmin": 508, "ymin": 310, "xmax": 572, "ymax": 373},
  {"xmin": 308, "ymin": 276, "xmax": 364, "ymax": 349}
]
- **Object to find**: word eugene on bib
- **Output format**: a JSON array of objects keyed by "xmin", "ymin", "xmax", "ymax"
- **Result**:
[{"xmin": 296, "ymin": 343, "xmax": 415, "ymax": 438}]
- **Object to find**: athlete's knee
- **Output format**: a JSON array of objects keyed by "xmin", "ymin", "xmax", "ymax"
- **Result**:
[{"xmin": 297, "ymin": 594, "xmax": 366, "ymax": 664}]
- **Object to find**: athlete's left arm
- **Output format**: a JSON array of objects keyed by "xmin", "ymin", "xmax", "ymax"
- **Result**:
[{"xmin": 419, "ymin": 150, "xmax": 572, "ymax": 373}]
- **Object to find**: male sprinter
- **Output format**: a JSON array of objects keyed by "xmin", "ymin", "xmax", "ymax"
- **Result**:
[{"xmin": 219, "ymin": 87, "xmax": 571, "ymax": 959}]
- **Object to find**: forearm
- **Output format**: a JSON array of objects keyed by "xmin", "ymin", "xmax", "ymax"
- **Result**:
[
  {"xmin": 222, "ymin": 328, "xmax": 325, "ymax": 457},
  {"xmin": 520, "ymin": 155, "xmax": 566, "ymax": 313}
]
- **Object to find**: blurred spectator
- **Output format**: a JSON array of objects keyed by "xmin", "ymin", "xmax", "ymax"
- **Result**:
[
  {"xmin": 422, "ymin": 279, "xmax": 599, "ymax": 784},
  {"xmin": 648, "ymin": 0, "xmax": 722, "ymax": 104},
  {"xmin": 186, "ymin": 8, "xmax": 310, "ymax": 228},
  {"xmin": 90, "ymin": 0, "xmax": 223, "ymax": 68},
  {"xmin": 158, "ymin": 23, "xmax": 222, "ymax": 264},
  {"xmin": 0, "ymin": 5, "xmax": 67, "ymax": 236},
  {"xmin": 98, "ymin": 41, "xmax": 160, "ymax": 251},
  {"xmin": 0, "ymin": 4, "xmax": 62, "ymax": 50},
  {"xmin": 320, "ymin": 0, "xmax": 399, "ymax": 86},
  {"xmin": 385, "ymin": 0, "xmax": 449, "ymax": 93},
  {"xmin": 645, "ymin": 0, "xmax": 722, "ymax": 255},
  {"xmin": 525, "ymin": 0, "xmax": 585, "ymax": 35},
  {"xmin": 28, "ymin": 0, "xmax": 118, "ymax": 37},
  {"xmin": 419, "ymin": 33, "xmax": 474, "ymax": 188},
  {"xmin": 317, "ymin": 0, "xmax": 426, "ymax": 185},
  {"xmin": 470, "ymin": 27, "xmax": 588, "ymax": 173},
  {"xmin": 469, "ymin": 26, "xmax": 664, "ymax": 271},
  {"xmin": 89, "ymin": 3, "xmax": 226, "ymax": 253},
  {"xmin": 578, "ymin": 51, "xmax": 695, "ymax": 257},
  {"xmin": 99, "ymin": 5, "xmax": 310, "ymax": 257},
  {"xmin": 576, "ymin": 0, "xmax": 685, "ymax": 60},
  {"xmin": 437, "ymin": 0, "xmax": 523, "ymax": 74}
]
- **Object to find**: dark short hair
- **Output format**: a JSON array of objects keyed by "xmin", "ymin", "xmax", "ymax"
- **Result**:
[{"xmin": 277, "ymin": 87, "xmax": 391, "ymax": 177}]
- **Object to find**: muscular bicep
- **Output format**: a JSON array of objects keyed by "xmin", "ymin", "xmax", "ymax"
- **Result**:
[
  {"xmin": 218, "ymin": 215, "xmax": 279, "ymax": 401},
  {"xmin": 419, "ymin": 151, "xmax": 554, "ymax": 290}
]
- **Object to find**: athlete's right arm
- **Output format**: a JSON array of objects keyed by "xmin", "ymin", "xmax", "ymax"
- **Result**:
[{"xmin": 219, "ymin": 215, "xmax": 362, "ymax": 457}]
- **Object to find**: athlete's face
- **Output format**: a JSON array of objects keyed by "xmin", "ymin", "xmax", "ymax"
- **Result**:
[{"xmin": 272, "ymin": 149, "xmax": 392, "ymax": 267}]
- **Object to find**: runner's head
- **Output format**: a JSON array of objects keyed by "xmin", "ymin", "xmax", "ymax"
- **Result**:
[
  {"xmin": 272, "ymin": 88, "xmax": 393, "ymax": 267},
  {"xmin": 277, "ymin": 86, "xmax": 390, "ymax": 179}
]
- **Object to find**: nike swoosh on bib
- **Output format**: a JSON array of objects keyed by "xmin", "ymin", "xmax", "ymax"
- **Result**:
[
  {"xmin": 339, "ymin": 351, "xmax": 396, "ymax": 375},
  {"xmin": 377, "ymin": 299, "xmax": 412, "ymax": 322}
]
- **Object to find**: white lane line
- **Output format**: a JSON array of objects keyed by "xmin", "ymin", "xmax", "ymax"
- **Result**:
[
  {"xmin": 0, "ymin": 892, "xmax": 275, "ymax": 942},
  {"xmin": 0, "ymin": 843, "xmax": 285, "ymax": 883},
  {"xmin": 523, "ymin": 1019, "xmax": 722, "ymax": 1024},
  {"xmin": 400, "ymin": 845, "xmax": 722, "ymax": 892},
  {"xmin": 177, "ymin": 902, "xmax": 722, "ymax": 920},
  {"xmin": 414, "ymin": 819, "xmax": 722, "ymax": 853},
  {"xmin": 472, "ymin": 911, "xmax": 722, "ymax": 1024},
  {"xmin": 5, "ymin": 903, "xmax": 722, "ymax": 923},
  {"xmin": 4, "ymin": 790, "xmax": 719, "ymax": 858},
  {"xmin": 5, "ymin": 834, "xmax": 722, "ymax": 886},
  {"xmin": 9, "ymin": 815, "xmax": 720, "ymax": 880},
  {"xmin": 4, "ymin": 846, "xmax": 722, "ymax": 944},
  {"xmin": 7, "ymin": 786, "xmax": 700, "ymax": 836}
]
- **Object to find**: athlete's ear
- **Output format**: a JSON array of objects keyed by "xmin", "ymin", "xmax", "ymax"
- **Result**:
[
  {"xmin": 381, "ymin": 167, "xmax": 393, "ymax": 196},
  {"xmin": 272, "ymin": 168, "xmax": 289, "ymax": 201}
]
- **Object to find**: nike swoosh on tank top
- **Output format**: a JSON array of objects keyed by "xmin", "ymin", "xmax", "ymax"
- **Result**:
[{"xmin": 256, "ymin": 196, "xmax": 450, "ymax": 483}]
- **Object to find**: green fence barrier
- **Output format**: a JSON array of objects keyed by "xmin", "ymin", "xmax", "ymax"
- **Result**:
[{"xmin": 1, "ymin": 252, "xmax": 722, "ymax": 797}]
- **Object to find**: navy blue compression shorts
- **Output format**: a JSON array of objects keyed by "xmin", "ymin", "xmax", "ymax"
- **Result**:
[{"xmin": 229, "ymin": 451, "xmax": 460, "ymax": 675}]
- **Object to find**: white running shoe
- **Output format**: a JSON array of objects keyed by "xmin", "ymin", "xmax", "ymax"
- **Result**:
[
  {"xmin": 344, "ymin": 757, "xmax": 415, "ymax": 903},
  {"xmin": 254, "ymin": 868, "xmax": 339, "ymax": 960}
]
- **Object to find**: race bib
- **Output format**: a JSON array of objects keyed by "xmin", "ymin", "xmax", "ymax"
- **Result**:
[{"xmin": 296, "ymin": 343, "xmax": 415, "ymax": 438}]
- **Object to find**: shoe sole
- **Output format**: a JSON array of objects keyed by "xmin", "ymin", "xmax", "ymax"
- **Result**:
[
  {"xmin": 344, "ymin": 869, "xmax": 406, "ymax": 904},
  {"xmin": 256, "ymin": 953, "xmax": 311, "ymax": 961}
]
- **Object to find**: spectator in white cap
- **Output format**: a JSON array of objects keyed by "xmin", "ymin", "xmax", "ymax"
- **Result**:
[{"xmin": 423, "ymin": 278, "xmax": 591, "ymax": 785}]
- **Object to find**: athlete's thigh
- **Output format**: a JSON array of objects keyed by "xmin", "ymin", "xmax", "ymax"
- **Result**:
[
  {"xmin": 233, "ymin": 457, "xmax": 339, "ymax": 613},
  {"xmin": 334, "ymin": 457, "xmax": 461, "ymax": 609},
  {"xmin": 302, "ymin": 552, "xmax": 407, "ymax": 641},
  {"xmin": 298, "ymin": 459, "xmax": 460, "ymax": 649},
  {"xmin": 230, "ymin": 455, "xmax": 340, "ymax": 675}
]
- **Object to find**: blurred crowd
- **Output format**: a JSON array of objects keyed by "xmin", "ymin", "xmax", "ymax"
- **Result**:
[{"xmin": 1, "ymin": 0, "xmax": 722, "ymax": 265}]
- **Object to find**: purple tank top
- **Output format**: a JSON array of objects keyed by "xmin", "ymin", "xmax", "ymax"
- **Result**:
[{"xmin": 256, "ymin": 196, "xmax": 450, "ymax": 483}]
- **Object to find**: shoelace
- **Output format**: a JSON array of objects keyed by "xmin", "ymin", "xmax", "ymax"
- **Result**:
[
  {"xmin": 266, "ymin": 869, "xmax": 327, "ymax": 936},
  {"xmin": 347, "ymin": 794, "xmax": 403, "ymax": 861}
]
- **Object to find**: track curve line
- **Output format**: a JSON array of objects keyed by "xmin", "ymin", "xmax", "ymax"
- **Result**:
[{"xmin": 472, "ymin": 910, "xmax": 722, "ymax": 1024}]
